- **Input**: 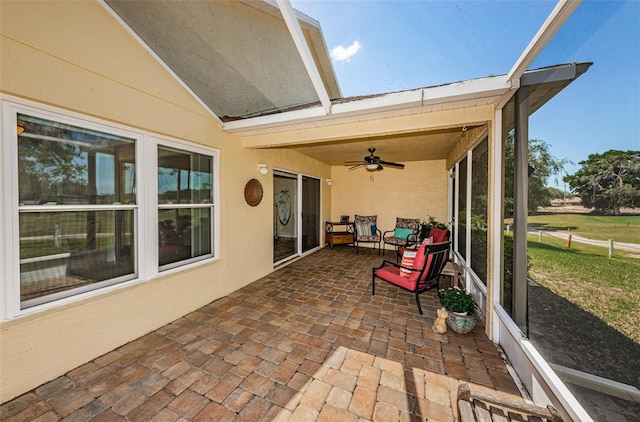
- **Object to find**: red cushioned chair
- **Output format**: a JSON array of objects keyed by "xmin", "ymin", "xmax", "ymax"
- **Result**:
[
  {"xmin": 372, "ymin": 241, "xmax": 450, "ymax": 315},
  {"xmin": 397, "ymin": 227, "xmax": 450, "ymax": 263}
]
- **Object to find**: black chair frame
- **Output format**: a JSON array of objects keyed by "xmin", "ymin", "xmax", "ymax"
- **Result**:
[{"xmin": 372, "ymin": 242, "xmax": 450, "ymax": 315}]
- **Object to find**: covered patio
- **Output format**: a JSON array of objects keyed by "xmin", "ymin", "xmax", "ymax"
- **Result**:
[
  {"xmin": 0, "ymin": 247, "xmax": 521, "ymax": 421},
  {"xmin": 0, "ymin": 1, "xmax": 605, "ymax": 420}
]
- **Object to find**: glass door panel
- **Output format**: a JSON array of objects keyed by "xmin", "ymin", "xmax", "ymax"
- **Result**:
[
  {"xmin": 274, "ymin": 171, "xmax": 297, "ymax": 263},
  {"xmin": 301, "ymin": 176, "xmax": 320, "ymax": 253}
]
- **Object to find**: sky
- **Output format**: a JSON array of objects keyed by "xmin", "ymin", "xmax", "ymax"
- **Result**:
[{"xmin": 291, "ymin": 0, "xmax": 640, "ymax": 187}]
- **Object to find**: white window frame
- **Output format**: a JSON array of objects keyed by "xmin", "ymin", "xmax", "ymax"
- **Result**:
[
  {"xmin": 450, "ymin": 138, "xmax": 490, "ymax": 312},
  {"xmin": 1, "ymin": 95, "xmax": 219, "ymax": 320},
  {"xmin": 155, "ymin": 137, "xmax": 218, "ymax": 273}
]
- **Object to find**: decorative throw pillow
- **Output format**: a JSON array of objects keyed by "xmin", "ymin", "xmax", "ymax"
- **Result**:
[
  {"xmin": 394, "ymin": 227, "xmax": 413, "ymax": 239},
  {"xmin": 399, "ymin": 250, "xmax": 418, "ymax": 278},
  {"xmin": 429, "ymin": 227, "xmax": 448, "ymax": 243},
  {"xmin": 371, "ymin": 224, "xmax": 377, "ymax": 235},
  {"xmin": 356, "ymin": 222, "xmax": 370, "ymax": 237}
]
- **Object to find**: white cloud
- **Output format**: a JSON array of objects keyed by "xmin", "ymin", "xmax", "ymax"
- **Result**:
[{"xmin": 331, "ymin": 40, "xmax": 362, "ymax": 62}]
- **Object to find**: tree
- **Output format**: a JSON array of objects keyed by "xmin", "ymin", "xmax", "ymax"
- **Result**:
[
  {"xmin": 18, "ymin": 137, "xmax": 85, "ymax": 203},
  {"xmin": 504, "ymin": 132, "xmax": 570, "ymax": 216},
  {"xmin": 564, "ymin": 150, "xmax": 640, "ymax": 215},
  {"xmin": 545, "ymin": 186, "xmax": 564, "ymax": 200}
]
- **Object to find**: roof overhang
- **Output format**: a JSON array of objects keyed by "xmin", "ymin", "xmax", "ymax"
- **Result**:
[
  {"xmin": 101, "ymin": 0, "xmax": 341, "ymax": 122},
  {"xmin": 101, "ymin": 0, "xmax": 591, "ymax": 165},
  {"xmin": 224, "ymin": 62, "xmax": 591, "ymax": 139},
  {"xmin": 223, "ymin": 74, "xmax": 513, "ymax": 135},
  {"xmin": 238, "ymin": 62, "xmax": 591, "ymax": 165}
]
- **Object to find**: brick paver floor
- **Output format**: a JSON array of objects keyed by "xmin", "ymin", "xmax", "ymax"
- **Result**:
[{"xmin": 1, "ymin": 246, "xmax": 523, "ymax": 421}]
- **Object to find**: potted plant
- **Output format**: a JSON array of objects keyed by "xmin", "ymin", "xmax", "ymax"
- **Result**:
[
  {"xmin": 439, "ymin": 287, "xmax": 477, "ymax": 334},
  {"xmin": 419, "ymin": 216, "xmax": 448, "ymax": 241}
]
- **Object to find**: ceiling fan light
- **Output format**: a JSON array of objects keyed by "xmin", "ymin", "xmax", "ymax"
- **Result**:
[{"xmin": 366, "ymin": 163, "xmax": 378, "ymax": 171}]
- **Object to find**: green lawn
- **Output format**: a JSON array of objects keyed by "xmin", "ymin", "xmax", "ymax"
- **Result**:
[
  {"xmin": 506, "ymin": 213, "xmax": 640, "ymax": 244},
  {"xmin": 527, "ymin": 234, "xmax": 640, "ymax": 343}
]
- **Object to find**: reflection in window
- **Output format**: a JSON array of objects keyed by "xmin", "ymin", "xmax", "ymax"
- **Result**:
[
  {"xmin": 158, "ymin": 146, "xmax": 214, "ymax": 269},
  {"xmin": 18, "ymin": 114, "xmax": 135, "ymax": 205},
  {"xmin": 158, "ymin": 208, "xmax": 211, "ymax": 266},
  {"xmin": 158, "ymin": 146, "xmax": 212, "ymax": 204},
  {"xmin": 471, "ymin": 138, "xmax": 489, "ymax": 283},
  {"xmin": 20, "ymin": 211, "xmax": 135, "ymax": 306},
  {"xmin": 502, "ymin": 98, "xmax": 516, "ymax": 317},
  {"xmin": 17, "ymin": 114, "xmax": 137, "ymax": 308},
  {"xmin": 457, "ymin": 157, "xmax": 467, "ymax": 261}
]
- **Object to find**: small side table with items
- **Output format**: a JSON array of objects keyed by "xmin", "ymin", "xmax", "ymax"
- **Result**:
[
  {"xmin": 441, "ymin": 260, "xmax": 461, "ymax": 288},
  {"xmin": 325, "ymin": 221, "xmax": 355, "ymax": 248}
]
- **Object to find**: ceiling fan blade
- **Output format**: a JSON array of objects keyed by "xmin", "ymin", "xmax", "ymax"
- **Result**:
[
  {"xmin": 348, "ymin": 164, "xmax": 366, "ymax": 171},
  {"xmin": 343, "ymin": 161, "xmax": 365, "ymax": 165},
  {"xmin": 379, "ymin": 160, "xmax": 405, "ymax": 169}
]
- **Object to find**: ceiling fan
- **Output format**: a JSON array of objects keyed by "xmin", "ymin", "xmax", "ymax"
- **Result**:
[{"xmin": 344, "ymin": 147, "xmax": 405, "ymax": 171}]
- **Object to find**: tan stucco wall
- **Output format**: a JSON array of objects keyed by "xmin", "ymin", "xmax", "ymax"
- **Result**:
[
  {"xmin": 0, "ymin": 0, "xmax": 330, "ymax": 402},
  {"xmin": 329, "ymin": 160, "xmax": 449, "ymax": 250}
]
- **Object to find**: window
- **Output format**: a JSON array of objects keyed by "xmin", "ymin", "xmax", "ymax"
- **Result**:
[
  {"xmin": 16, "ymin": 113, "xmax": 137, "ymax": 309},
  {"xmin": 457, "ymin": 157, "xmax": 468, "ymax": 261},
  {"xmin": 158, "ymin": 145, "xmax": 214, "ymax": 269},
  {"xmin": 3, "ymin": 100, "xmax": 218, "ymax": 316},
  {"xmin": 470, "ymin": 138, "xmax": 488, "ymax": 283},
  {"xmin": 502, "ymin": 97, "xmax": 516, "ymax": 317}
]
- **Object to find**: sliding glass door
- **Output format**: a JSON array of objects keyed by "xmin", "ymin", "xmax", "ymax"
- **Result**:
[
  {"xmin": 273, "ymin": 171, "xmax": 321, "ymax": 264},
  {"xmin": 302, "ymin": 176, "xmax": 320, "ymax": 253},
  {"xmin": 274, "ymin": 171, "xmax": 297, "ymax": 263}
]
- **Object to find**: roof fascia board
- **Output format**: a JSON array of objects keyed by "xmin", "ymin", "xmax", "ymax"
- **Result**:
[
  {"xmin": 247, "ymin": 1, "xmax": 341, "ymax": 98},
  {"xmin": 341, "ymin": 76, "xmax": 512, "ymax": 113},
  {"xmin": 256, "ymin": 0, "xmax": 320, "ymax": 27},
  {"xmin": 240, "ymin": 105, "xmax": 495, "ymax": 149},
  {"xmin": 303, "ymin": 20, "xmax": 342, "ymax": 98},
  {"xmin": 497, "ymin": 61, "xmax": 590, "ymax": 110},
  {"xmin": 276, "ymin": 0, "xmax": 332, "ymax": 114},
  {"xmin": 98, "ymin": 0, "xmax": 223, "ymax": 125},
  {"xmin": 224, "ymin": 107, "xmax": 329, "ymax": 132},
  {"xmin": 507, "ymin": 0, "xmax": 581, "ymax": 83},
  {"xmin": 224, "ymin": 75, "xmax": 511, "ymax": 133},
  {"xmin": 521, "ymin": 62, "xmax": 587, "ymax": 86}
]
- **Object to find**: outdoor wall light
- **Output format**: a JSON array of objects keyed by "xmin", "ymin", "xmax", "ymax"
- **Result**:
[
  {"xmin": 326, "ymin": 179, "xmax": 332, "ymax": 186},
  {"xmin": 258, "ymin": 164, "xmax": 268, "ymax": 176}
]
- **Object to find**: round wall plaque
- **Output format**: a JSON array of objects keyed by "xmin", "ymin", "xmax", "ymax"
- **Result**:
[{"xmin": 244, "ymin": 178, "xmax": 263, "ymax": 206}]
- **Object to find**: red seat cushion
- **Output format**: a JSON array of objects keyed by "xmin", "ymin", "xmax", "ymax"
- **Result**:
[{"xmin": 375, "ymin": 266, "xmax": 417, "ymax": 291}]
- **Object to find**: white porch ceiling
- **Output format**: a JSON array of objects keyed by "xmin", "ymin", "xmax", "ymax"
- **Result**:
[{"xmin": 282, "ymin": 127, "xmax": 469, "ymax": 165}]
